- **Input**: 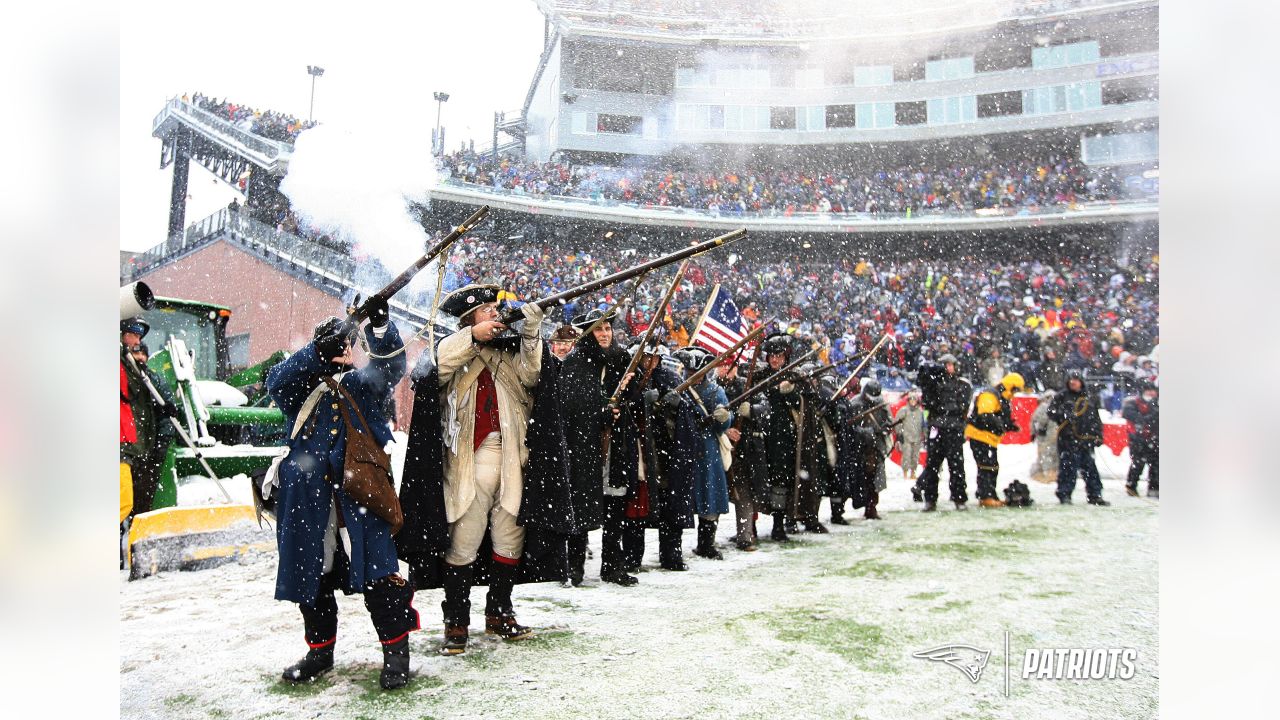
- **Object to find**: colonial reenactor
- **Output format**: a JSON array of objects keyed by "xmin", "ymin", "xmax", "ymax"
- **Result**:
[
  {"xmin": 794, "ymin": 364, "xmax": 831, "ymax": 534},
  {"xmin": 265, "ymin": 298, "xmax": 419, "ymax": 690},
  {"xmin": 561, "ymin": 309, "xmax": 640, "ymax": 587},
  {"xmin": 846, "ymin": 378, "xmax": 891, "ymax": 520},
  {"xmin": 913, "ymin": 353, "xmax": 973, "ymax": 512},
  {"xmin": 666, "ymin": 346, "xmax": 734, "ymax": 560},
  {"xmin": 548, "ymin": 324, "xmax": 580, "ymax": 367},
  {"xmin": 1048, "ymin": 371, "xmax": 1110, "ymax": 506},
  {"xmin": 965, "ymin": 372, "xmax": 1026, "ymax": 508},
  {"xmin": 757, "ymin": 333, "xmax": 803, "ymax": 541},
  {"xmin": 628, "ymin": 343, "xmax": 694, "ymax": 571},
  {"xmin": 720, "ymin": 359, "xmax": 770, "ymax": 551},
  {"xmin": 1122, "ymin": 380, "xmax": 1159, "ymax": 498},
  {"xmin": 397, "ymin": 284, "xmax": 554, "ymax": 656}
]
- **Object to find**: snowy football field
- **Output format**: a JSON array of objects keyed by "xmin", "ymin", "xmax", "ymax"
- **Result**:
[{"xmin": 120, "ymin": 443, "xmax": 1157, "ymax": 719}]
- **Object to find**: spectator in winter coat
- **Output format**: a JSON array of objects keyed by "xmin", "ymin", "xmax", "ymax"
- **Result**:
[
  {"xmin": 1122, "ymin": 381, "xmax": 1159, "ymax": 498},
  {"xmin": 1038, "ymin": 347, "xmax": 1064, "ymax": 392},
  {"xmin": 894, "ymin": 392, "xmax": 927, "ymax": 480},
  {"xmin": 1028, "ymin": 390, "xmax": 1060, "ymax": 484},
  {"xmin": 1047, "ymin": 373, "xmax": 1109, "ymax": 506}
]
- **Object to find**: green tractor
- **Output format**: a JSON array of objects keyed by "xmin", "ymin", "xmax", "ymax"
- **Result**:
[{"xmin": 122, "ymin": 281, "xmax": 288, "ymax": 579}]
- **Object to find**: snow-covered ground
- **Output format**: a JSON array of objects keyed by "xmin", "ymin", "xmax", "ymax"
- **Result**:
[{"xmin": 121, "ymin": 442, "xmax": 1158, "ymax": 719}]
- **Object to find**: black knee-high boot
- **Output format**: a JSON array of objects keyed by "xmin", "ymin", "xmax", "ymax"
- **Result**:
[
  {"xmin": 365, "ymin": 574, "xmax": 417, "ymax": 690},
  {"xmin": 440, "ymin": 562, "xmax": 472, "ymax": 655},
  {"xmin": 694, "ymin": 517, "xmax": 723, "ymax": 560},
  {"xmin": 485, "ymin": 558, "xmax": 533, "ymax": 640},
  {"xmin": 566, "ymin": 532, "xmax": 588, "ymax": 586},
  {"xmin": 658, "ymin": 523, "xmax": 687, "ymax": 571}
]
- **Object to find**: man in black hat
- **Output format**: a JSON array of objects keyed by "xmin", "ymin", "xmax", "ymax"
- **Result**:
[
  {"xmin": 560, "ymin": 309, "xmax": 641, "ymax": 586},
  {"xmin": 432, "ymin": 285, "xmax": 546, "ymax": 653},
  {"xmin": 1048, "ymin": 372, "xmax": 1110, "ymax": 506},
  {"xmin": 913, "ymin": 353, "xmax": 973, "ymax": 512},
  {"xmin": 756, "ymin": 333, "xmax": 803, "ymax": 540},
  {"xmin": 719, "ymin": 358, "xmax": 769, "ymax": 551},
  {"xmin": 667, "ymin": 346, "xmax": 733, "ymax": 561}
]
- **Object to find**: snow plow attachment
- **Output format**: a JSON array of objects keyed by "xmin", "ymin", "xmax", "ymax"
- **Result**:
[{"xmin": 127, "ymin": 504, "xmax": 273, "ymax": 580}]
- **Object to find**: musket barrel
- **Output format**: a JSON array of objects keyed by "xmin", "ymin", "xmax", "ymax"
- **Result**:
[{"xmin": 500, "ymin": 228, "xmax": 744, "ymax": 325}]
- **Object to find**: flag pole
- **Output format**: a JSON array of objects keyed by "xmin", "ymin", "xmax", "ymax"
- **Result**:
[{"xmin": 689, "ymin": 282, "xmax": 720, "ymax": 347}]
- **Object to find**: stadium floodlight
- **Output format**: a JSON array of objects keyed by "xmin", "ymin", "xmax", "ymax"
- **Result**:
[
  {"xmin": 433, "ymin": 92, "xmax": 450, "ymax": 156},
  {"xmin": 306, "ymin": 65, "xmax": 325, "ymax": 122}
]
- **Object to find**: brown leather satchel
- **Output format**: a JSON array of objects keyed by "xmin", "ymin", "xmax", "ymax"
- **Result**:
[{"xmin": 321, "ymin": 377, "xmax": 403, "ymax": 535}]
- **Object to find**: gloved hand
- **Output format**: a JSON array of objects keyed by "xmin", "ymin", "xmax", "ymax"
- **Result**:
[
  {"xmin": 737, "ymin": 401, "xmax": 751, "ymax": 418},
  {"xmin": 712, "ymin": 405, "xmax": 732, "ymax": 424},
  {"xmin": 314, "ymin": 329, "xmax": 350, "ymax": 363},
  {"xmin": 520, "ymin": 302, "xmax": 545, "ymax": 337},
  {"xmin": 778, "ymin": 380, "xmax": 795, "ymax": 394},
  {"xmin": 661, "ymin": 391, "xmax": 683, "ymax": 409},
  {"xmin": 162, "ymin": 399, "xmax": 181, "ymax": 418},
  {"xmin": 1007, "ymin": 422, "xmax": 1021, "ymax": 434},
  {"xmin": 363, "ymin": 296, "xmax": 390, "ymax": 329},
  {"xmin": 643, "ymin": 389, "xmax": 660, "ymax": 406}
]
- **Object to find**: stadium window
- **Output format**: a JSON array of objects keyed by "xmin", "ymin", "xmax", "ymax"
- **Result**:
[
  {"xmin": 926, "ymin": 96, "xmax": 975, "ymax": 124},
  {"xmin": 1102, "ymin": 76, "xmax": 1158, "ymax": 105},
  {"xmin": 597, "ymin": 114, "xmax": 643, "ymax": 135},
  {"xmin": 755, "ymin": 107, "xmax": 770, "ymax": 130},
  {"xmin": 826, "ymin": 104, "xmax": 856, "ymax": 129},
  {"xmin": 1032, "ymin": 40, "xmax": 1100, "ymax": 69},
  {"xmin": 724, "ymin": 105, "xmax": 742, "ymax": 131},
  {"xmin": 855, "ymin": 102, "xmax": 895, "ymax": 129},
  {"xmin": 770, "ymin": 106, "xmax": 796, "ymax": 130},
  {"xmin": 677, "ymin": 105, "xmax": 695, "ymax": 131},
  {"xmin": 977, "ymin": 90, "xmax": 1023, "ymax": 118},
  {"xmin": 853, "ymin": 65, "xmax": 893, "ymax": 87},
  {"xmin": 571, "ymin": 112, "xmax": 597, "ymax": 135},
  {"xmin": 709, "ymin": 105, "xmax": 725, "ymax": 130},
  {"xmin": 895, "ymin": 100, "xmax": 927, "ymax": 126},
  {"xmin": 925, "ymin": 57, "xmax": 975, "ymax": 81}
]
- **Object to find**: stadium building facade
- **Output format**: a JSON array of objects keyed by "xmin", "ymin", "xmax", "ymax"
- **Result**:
[{"xmin": 519, "ymin": 0, "xmax": 1157, "ymax": 173}]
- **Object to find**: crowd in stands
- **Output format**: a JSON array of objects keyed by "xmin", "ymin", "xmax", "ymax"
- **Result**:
[
  {"xmin": 441, "ymin": 150, "xmax": 1144, "ymax": 216},
  {"xmin": 435, "ymin": 233, "xmax": 1159, "ymax": 408},
  {"xmin": 183, "ymin": 92, "xmax": 317, "ymax": 143}
]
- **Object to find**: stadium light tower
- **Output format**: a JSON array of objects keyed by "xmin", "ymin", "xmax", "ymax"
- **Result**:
[
  {"xmin": 306, "ymin": 65, "xmax": 325, "ymax": 122},
  {"xmin": 433, "ymin": 91, "xmax": 450, "ymax": 156}
]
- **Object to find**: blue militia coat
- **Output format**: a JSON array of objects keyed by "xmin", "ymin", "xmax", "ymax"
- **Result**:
[
  {"xmin": 266, "ymin": 324, "xmax": 406, "ymax": 605},
  {"xmin": 677, "ymin": 379, "xmax": 732, "ymax": 516}
]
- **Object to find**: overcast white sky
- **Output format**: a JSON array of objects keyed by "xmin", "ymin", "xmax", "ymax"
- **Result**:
[{"xmin": 119, "ymin": 0, "xmax": 545, "ymax": 251}]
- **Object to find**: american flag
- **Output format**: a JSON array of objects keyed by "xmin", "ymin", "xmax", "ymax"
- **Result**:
[{"xmin": 690, "ymin": 284, "xmax": 747, "ymax": 354}]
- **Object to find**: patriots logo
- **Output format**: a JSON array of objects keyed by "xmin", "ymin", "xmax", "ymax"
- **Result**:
[{"xmin": 912, "ymin": 644, "xmax": 991, "ymax": 683}]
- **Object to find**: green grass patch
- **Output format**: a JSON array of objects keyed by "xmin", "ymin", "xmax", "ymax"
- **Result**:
[
  {"xmin": 967, "ymin": 523, "xmax": 1053, "ymax": 541},
  {"xmin": 907, "ymin": 590, "xmax": 946, "ymax": 601},
  {"xmin": 833, "ymin": 558, "xmax": 909, "ymax": 580},
  {"xmin": 728, "ymin": 607, "xmax": 894, "ymax": 672},
  {"xmin": 264, "ymin": 672, "xmax": 334, "ymax": 697},
  {"xmin": 928, "ymin": 600, "xmax": 972, "ymax": 613},
  {"xmin": 164, "ymin": 693, "xmax": 199, "ymax": 709},
  {"xmin": 1030, "ymin": 590, "xmax": 1073, "ymax": 599},
  {"xmin": 892, "ymin": 541, "xmax": 1004, "ymax": 561}
]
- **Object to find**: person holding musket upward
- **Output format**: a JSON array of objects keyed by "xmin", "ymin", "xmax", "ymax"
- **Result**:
[{"xmin": 433, "ymin": 284, "xmax": 546, "ymax": 654}]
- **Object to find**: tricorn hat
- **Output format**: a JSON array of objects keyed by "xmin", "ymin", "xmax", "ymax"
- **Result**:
[
  {"xmin": 673, "ymin": 345, "xmax": 715, "ymax": 373},
  {"xmin": 550, "ymin": 324, "xmax": 582, "ymax": 342},
  {"xmin": 571, "ymin": 308, "xmax": 617, "ymax": 330},
  {"xmin": 439, "ymin": 284, "xmax": 501, "ymax": 319},
  {"xmin": 762, "ymin": 333, "xmax": 793, "ymax": 357}
]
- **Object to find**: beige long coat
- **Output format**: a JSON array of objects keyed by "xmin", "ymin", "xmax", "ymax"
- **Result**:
[{"xmin": 436, "ymin": 327, "xmax": 542, "ymax": 522}]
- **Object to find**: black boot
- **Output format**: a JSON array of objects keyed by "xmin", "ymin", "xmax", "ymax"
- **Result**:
[
  {"xmin": 911, "ymin": 485, "xmax": 923, "ymax": 503},
  {"xmin": 485, "ymin": 558, "xmax": 534, "ymax": 639},
  {"xmin": 379, "ymin": 637, "xmax": 410, "ymax": 690},
  {"xmin": 830, "ymin": 498, "xmax": 849, "ymax": 525},
  {"xmin": 440, "ymin": 562, "xmax": 473, "ymax": 656},
  {"xmin": 770, "ymin": 513, "xmax": 791, "ymax": 542},
  {"xmin": 922, "ymin": 500, "xmax": 937, "ymax": 513},
  {"xmin": 1087, "ymin": 496, "xmax": 1111, "ymax": 506},
  {"xmin": 566, "ymin": 533, "xmax": 587, "ymax": 587},
  {"xmin": 804, "ymin": 517, "xmax": 829, "ymax": 534},
  {"xmin": 282, "ymin": 646, "xmax": 334, "ymax": 683},
  {"xmin": 863, "ymin": 493, "xmax": 881, "ymax": 520},
  {"xmin": 693, "ymin": 518, "xmax": 723, "ymax": 560},
  {"xmin": 658, "ymin": 524, "xmax": 687, "ymax": 571}
]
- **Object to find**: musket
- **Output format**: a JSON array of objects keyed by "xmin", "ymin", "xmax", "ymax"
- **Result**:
[
  {"xmin": 346, "ymin": 204, "xmax": 489, "ymax": 327},
  {"xmin": 830, "ymin": 333, "xmax": 894, "ymax": 400},
  {"xmin": 499, "ymin": 229, "xmax": 745, "ymax": 325},
  {"xmin": 724, "ymin": 348, "xmax": 818, "ymax": 407},
  {"xmin": 581, "ymin": 269, "xmax": 651, "ymax": 340},
  {"xmin": 609, "ymin": 260, "xmax": 689, "ymax": 405},
  {"xmin": 669, "ymin": 322, "xmax": 769, "ymax": 396}
]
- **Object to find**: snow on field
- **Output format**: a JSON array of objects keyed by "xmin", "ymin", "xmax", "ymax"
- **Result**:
[{"xmin": 121, "ymin": 443, "xmax": 1158, "ymax": 720}]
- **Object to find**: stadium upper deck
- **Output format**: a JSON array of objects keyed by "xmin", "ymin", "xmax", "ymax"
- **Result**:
[{"xmin": 521, "ymin": 0, "xmax": 1157, "ymax": 163}]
